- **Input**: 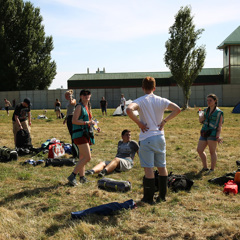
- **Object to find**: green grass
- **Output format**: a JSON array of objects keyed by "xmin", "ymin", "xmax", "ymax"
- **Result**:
[{"xmin": 0, "ymin": 107, "xmax": 240, "ymax": 239}]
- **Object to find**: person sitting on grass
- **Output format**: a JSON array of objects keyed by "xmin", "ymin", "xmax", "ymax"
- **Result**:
[{"xmin": 85, "ymin": 129, "xmax": 139, "ymax": 177}]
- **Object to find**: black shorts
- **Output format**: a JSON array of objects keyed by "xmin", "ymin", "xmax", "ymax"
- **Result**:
[{"xmin": 101, "ymin": 107, "xmax": 107, "ymax": 112}]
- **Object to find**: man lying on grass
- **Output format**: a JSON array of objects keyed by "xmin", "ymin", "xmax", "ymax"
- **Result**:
[{"xmin": 85, "ymin": 129, "xmax": 139, "ymax": 177}]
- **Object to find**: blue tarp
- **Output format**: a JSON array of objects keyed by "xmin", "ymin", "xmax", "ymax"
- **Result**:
[{"xmin": 71, "ymin": 199, "xmax": 135, "ymax": 219}]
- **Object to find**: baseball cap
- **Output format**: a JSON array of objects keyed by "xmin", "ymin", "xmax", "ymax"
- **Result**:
[{"xmin": 23, "ymin": 98, "xmax": 31, "ymax": 106}]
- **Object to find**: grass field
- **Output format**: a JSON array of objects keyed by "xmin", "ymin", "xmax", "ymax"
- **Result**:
[{"xmin": 0, "ymin": 107, "xmax": 240, "ymax": 240}]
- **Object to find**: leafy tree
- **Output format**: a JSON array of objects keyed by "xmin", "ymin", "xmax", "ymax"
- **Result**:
[
  {"xmin": 0, "ymin": 0, "xmax": 56, "ymax": 90},
  {"xmin": 164, "ymin": 6, "xmax": 206, "ymax": 109}
]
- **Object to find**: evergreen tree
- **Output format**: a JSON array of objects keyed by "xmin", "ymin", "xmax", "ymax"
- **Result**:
[
  {"xmin": 164, "ymin": 6, "xmax": 206, "ymax": 109},
  {"xmin": 0, "ymin": 0, "xmax": 56, "ymax": 90}
]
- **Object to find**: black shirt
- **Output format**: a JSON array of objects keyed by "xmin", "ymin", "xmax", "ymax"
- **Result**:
[{"xmin": 12, "ymin": 103, "xmax": 31, "ymax": 122}]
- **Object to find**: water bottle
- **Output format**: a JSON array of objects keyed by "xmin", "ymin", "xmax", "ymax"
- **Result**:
[
  {"xmin": 234, "ymin": 170, "xmax": 240, "ymax": 184},
  {"xmin": 198, "ymin": 108, "xmax": 204, "ymax": 117}
]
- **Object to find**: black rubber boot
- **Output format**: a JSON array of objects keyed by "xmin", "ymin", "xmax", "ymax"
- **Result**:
[
  {"xmin": 141, "ymin": 176, "xmax": 155, "ymax": 205},
  {"xmin": 156, "ymin": 175, "xmax": 168, "ymax": 202}
]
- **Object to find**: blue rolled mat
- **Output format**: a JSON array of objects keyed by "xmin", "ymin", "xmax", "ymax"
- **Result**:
[{"xmin": 71, "ymin": 199, "xmax": 135, "ymax": 219}]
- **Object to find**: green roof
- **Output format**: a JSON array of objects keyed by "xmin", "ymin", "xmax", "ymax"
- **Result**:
[
  {"xmin": 68, "ymin": 68, "xmax": 222, "ymax": 81},
  {"xmin": 68, "ymin": 71, "xmax": 172, "ymax": 81},
  {"xmin": 217, "ymin": 26, "xmax": 240, "ymax": 49}
]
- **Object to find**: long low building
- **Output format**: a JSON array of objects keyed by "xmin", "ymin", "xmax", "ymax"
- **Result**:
[{"xmin": 68, "ymin": 68, "xmax": 224, "ymax": 89}]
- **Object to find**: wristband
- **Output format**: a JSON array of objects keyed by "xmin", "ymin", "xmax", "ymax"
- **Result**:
[{"xmin": 163, "ymin": 119, "xmax": 167, "ymax": 123}]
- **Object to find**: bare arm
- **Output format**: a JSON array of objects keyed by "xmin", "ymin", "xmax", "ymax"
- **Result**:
[
  {"xmin": 158, "ymin": 102, "xmax": 181, "ymax": 130},
  {"xmin": 70, "ymin": 98, "xmax": 76, "ymax": 105},
  {"xmin": 126, "ymin": 103, "xmax": 149, "ymax": 132},
  {"xmin": 15, "ymin": 115, "xmax": 23, "ymax": 129},
  {"xmin": 28, "ymin": 111, "xmax": 31, "ymax": 126},
  {"xmin": 216, "ymin": 115, "xmax": 223, "ymax": 143}
]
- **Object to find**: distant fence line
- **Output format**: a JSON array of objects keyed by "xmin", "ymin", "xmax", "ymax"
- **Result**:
[{"xmin": 1, "ymin": 84, "xmax": 239, "ymax": 110}]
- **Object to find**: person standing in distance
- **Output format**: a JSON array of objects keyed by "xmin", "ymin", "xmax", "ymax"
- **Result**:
[
  {"xmin": 100, "ymin": 96, "xmax": 108, "ymax": 116},
  {"xmin": 4, "ymin": 98, "xmax": 12, "ymax": 116},
  {"xmin": 126, "ymin": 76, "xmax": 181, "ymax": 204},
  {"xmin": 120, "ymin": 94, "xmax": 126, "ymax": 115},
  {"xmin": 12, "ymin": 98, "xmax": 32, "ymax": 147}
]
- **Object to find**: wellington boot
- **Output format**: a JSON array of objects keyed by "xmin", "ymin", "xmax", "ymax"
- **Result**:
[
  {"xmin": 156, "ymin": 175, "xmax": 168, "ymax": 202},
  {"xmin": 141, "ymin": 176, "xmax": 155, "ymax": 205}
]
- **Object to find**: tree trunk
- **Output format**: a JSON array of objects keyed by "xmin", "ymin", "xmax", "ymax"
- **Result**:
[{"xmin": 182, "ymin": 87, "xmax": 190, "ymax": 110}]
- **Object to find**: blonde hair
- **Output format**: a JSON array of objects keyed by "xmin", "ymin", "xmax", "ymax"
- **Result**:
[{"xmin": 65, "ymin": 89, "xmax": 73, "ymax": 95}]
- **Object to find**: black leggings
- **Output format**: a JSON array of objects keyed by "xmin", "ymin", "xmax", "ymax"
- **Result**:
[{"xmin": 66, "ymin": 115, "xmax": 78, "ymax": 158}]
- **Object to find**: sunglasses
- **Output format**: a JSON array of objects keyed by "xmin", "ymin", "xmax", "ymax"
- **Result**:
[{"xmin": 82, "ymin": 92, "xmax": 91, "ymax": 96}]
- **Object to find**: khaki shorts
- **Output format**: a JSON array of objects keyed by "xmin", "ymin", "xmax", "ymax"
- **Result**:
[
  {"xmin": 13, "ymin": 120, "xmax": 30, "ymax": 145},
  {"xmin": 105, "ymin": 158, "xmax": 133, "ymax": 172}
]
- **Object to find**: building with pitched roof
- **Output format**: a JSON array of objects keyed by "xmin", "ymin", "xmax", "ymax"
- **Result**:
[
  {"xmin": 217, "ymin": 26, "xmax": 240, "ymax": 84},
  {"xmin": 68, "ymin": 26, "xmax": 240, "ymax": 90}
]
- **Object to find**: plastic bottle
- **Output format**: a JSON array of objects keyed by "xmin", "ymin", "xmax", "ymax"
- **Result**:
[
  {"xmin": 198, "ymin": 108, "xmax": 204, "ymax": 117},
  {"xmin": 234, "ymin": 170, "xmax": 240, "ymax": 184}
]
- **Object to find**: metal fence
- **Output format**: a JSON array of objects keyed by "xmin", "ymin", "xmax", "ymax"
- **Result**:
[{"xmin": 1, "ymin": 84, "xmax": 239, "ymax": 110}]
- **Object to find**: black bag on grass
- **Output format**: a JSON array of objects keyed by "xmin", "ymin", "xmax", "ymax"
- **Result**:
[
  {"xmin": 45, "ymin": 158, "xmax": 76, "ymax": 167},
  {"xmin": 208, "ymin": 172, "xmax": 235, "ymax": 185},
  {"xmin": 97, "ymin": 178, "xmax": 131, "ymax": 192},
  {"xmin": 168, "ymin": 172, "xmax": 194, "ymax": 192},
  {"xmin": 16, "ymin": 129, "xmax": 32, "ymax": 148}
]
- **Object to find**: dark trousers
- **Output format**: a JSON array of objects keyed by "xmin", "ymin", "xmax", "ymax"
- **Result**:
[{"xmin": 67, "ymin": 115, "xmax": 78, "ymax": 158}]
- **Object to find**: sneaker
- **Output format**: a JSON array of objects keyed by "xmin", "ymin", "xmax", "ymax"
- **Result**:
[
  {"xmin": 67, "ymin": 173, "xmax": 78, "ymax": 186},
  {"xmin": 200, "ymin": 168, "xmax": 209, "ymax": 173},
  {"xmin": 98, "ymin": 169, "xmax": 107, "ymax": 178},
  {"xmin": 205, "ymin": 169, "xmax": 214, "ymax": 176},
  {"xmin": 85, "ymin": 169, "xmax": 95, "ymax": 176},
  {"xmin": 80, "ymin": 176, "xmax": 90, "ymax": 183}
]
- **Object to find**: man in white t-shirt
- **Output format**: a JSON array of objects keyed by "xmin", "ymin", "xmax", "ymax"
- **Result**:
[{"xmin": 126, "ymin": 76, "xmax": 181, "ymax": 204}]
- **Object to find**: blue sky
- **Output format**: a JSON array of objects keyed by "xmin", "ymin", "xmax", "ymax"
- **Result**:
[{"xmin": 24, "ymin": 0, "xmax": 240, "ymax": 89}]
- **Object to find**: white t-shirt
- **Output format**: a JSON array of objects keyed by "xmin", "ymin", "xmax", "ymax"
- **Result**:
[
  {"xmin": 120, "ymin": 97, "xmax": 126, "ymax": 106},
  {"xmin": 133, "ymin": 93, "xmax": 170, "ymax": 141}
]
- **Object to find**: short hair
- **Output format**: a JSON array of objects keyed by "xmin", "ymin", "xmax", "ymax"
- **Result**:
[
  {"xmin": 121, "ymin": 129, "xmax": 131, "ymax": 136},
  {"xmin": 207, "ymin": 93, "xmax": 218, "ymax": 106},
  {"xmin": 142, "ymin": 76, "xmax": 156, "ymax": 91}
]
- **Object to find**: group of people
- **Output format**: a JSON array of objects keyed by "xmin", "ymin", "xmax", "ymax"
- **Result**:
[
  {"xmin": 6, "ymin": 76, "xmax": 224, "ymax": 204},
  {"xmin": 65, "ymin": 76, "xmax": 224, "ymax": 205}
]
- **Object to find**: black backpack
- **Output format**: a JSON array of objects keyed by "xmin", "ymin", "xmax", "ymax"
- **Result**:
[
  {"xmin": 168, "ymin": 172, "xmax": 194, "ymax": 192},
  {"xmin": 16, "ymin": 129, "xmax": 32, "ymax": 148}
]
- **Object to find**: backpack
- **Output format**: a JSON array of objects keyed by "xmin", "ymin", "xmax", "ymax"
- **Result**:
[
  {"xmin": 0, "ymin": 146, "xmax": 18, "ymax": 161},
  {"xmin": 97, "ymin": 178, "xmax": 131, "ymax": 192},
  {"xmin": 168, "ymin": 172, "xmax": 194, "ymax": 192},
  {"xmin": 48, "ymin": 142, "xmax": 65, "ymax": 159},
  {"xmin": 16, "ymin": 129, "xmax": 32, "ymax": 148}
]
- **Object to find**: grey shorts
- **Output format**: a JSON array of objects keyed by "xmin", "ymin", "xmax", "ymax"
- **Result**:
[{"xmin": 105, "ymin": 158, "xmax": 133, "ymax": 172}]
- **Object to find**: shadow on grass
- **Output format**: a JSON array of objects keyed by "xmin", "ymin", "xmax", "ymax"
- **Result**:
[
  {"xmin": 0, "ymin": 183, "xmax": 67, "ymax": 206},
  {"xmin": 184, "ymin": 170, "xmax": 204, "ymax": 180},
  {"xmin": 45, "ymin": 211, "xmax": 121, "ymax": 237}
]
